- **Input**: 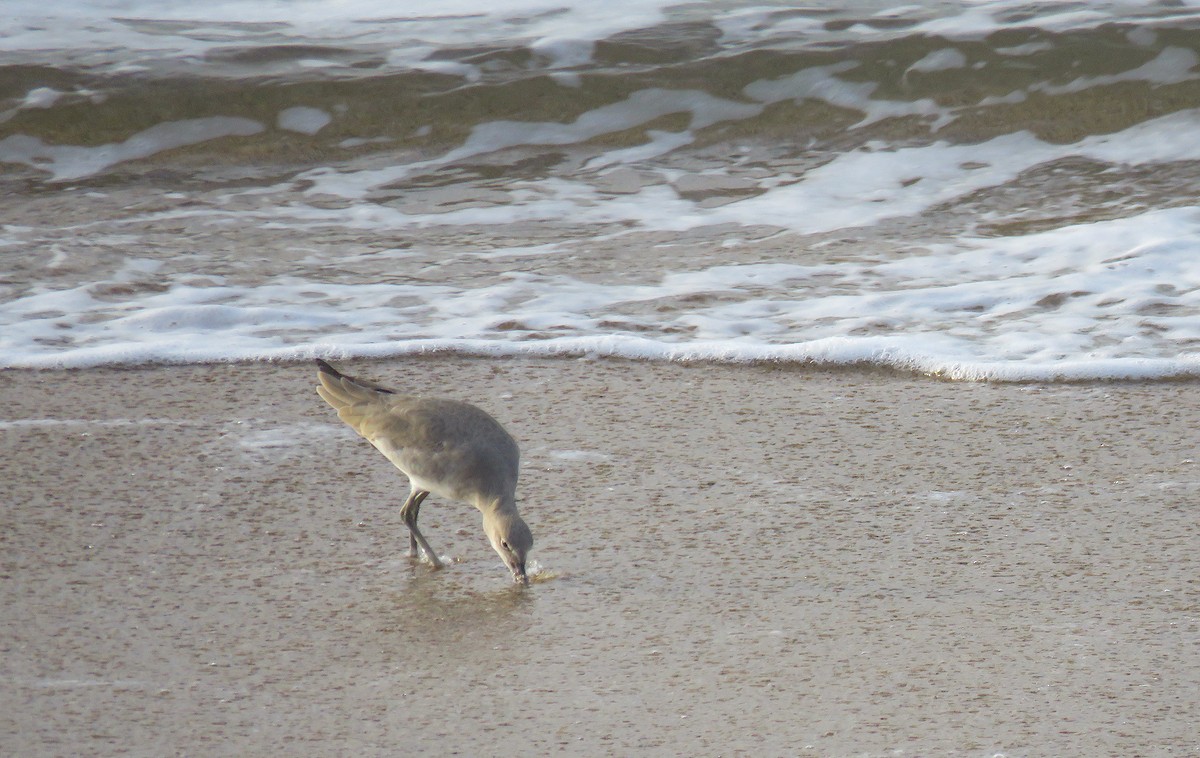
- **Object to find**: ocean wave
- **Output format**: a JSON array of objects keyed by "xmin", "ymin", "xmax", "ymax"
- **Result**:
[
  {"xmin": 3, "ymin": 1, "xmax": 1200, "ymax": 382},
  {"xmin": 10, "ymin": 334, "xmax": 1200, "ymax": 384}
]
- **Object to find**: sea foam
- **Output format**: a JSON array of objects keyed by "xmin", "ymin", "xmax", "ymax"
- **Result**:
[{"xmin": 4, "ymin": 206, "xmax": 1200, "ymax": 381}]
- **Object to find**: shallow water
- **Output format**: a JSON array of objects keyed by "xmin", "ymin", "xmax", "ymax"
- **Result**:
[
  {"xmin": 2, "ymin": 359, "xmax": 1198, "ymax": 755},
  {"xmin": 4, "ymin": 1, "xmax": 1200, "ymax": 378}
]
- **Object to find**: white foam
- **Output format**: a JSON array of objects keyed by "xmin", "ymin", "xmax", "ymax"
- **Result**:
[
  {"xmin": 277, "ymin": 107, "xmax": 332, "ymax": 135},
  {"xmin": 0, "ymin": 0, "xmax": 674, "ymax": 75},
  {"xmin": 6, "ymin": 0, "xmax": 1200, "ymax": 81},
  {"xmin": 745, "ymin": 61, "xmax": 947, "ymax": 128},
  {"xmin": 20, "ymin": 87, "xmax": 64, "ymax": 109},
  {"xmin": 298, "ymin": 105, "xmax": 1194, "ymax": 237},
  {"xmin": 290, "ymin": 107, "xmax": 1200, "ymax": 236},
  {"xmin": 291, "ymin": 75, "xmax": 1200, "ymax": 219},
  {"xmin": 238, "ymin": 423, "xmax": 346, "ymax": 454},
  {"xmin": 302, "ymin": 88, "xmax": 762, "ymax": 199},
  {"xmin": 994, "ymin": 40, "xmax": 1053, "ymax": 56},
  {"xmin": 5, "ymin": 206, "xmax": 1200, "ymax": 380},
  {"xmin": 549, "ymin": 449, "xmax": 611, "ymax": 462},
  {"xmin": 906, "ymin": 48, "xmax": 969, "ymax": 74},
  {"xmin": 0, "ymin": 117, "xmax": 263, "ymax": 180},
  {"xmin": 1035, "ymin": 46, "xmax": 1200, "ymax": 95}
]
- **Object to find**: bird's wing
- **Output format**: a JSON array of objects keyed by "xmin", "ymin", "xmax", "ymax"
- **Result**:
[{"xmin": 316, "ymin": 362, "xmax": 412, "ymax": 440}]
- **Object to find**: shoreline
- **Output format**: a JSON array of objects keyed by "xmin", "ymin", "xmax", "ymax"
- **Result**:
[
  {"xmin": 8, "ymin": 342, "xmax": 1200, "ymax": 384},
  {"xmin": 3, "ymin": 357, "xmax": 1198, "ymax": 755}
]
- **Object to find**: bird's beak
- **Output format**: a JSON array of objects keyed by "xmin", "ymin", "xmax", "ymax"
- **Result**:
[{"xmin": 512, "ymin": 561, "xmax": 529, "ymax": 586}]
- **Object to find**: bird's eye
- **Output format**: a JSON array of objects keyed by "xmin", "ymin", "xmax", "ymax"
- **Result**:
[{"xmin": 501, "ymin": 540, "xmax": 511, "ymax": 551}]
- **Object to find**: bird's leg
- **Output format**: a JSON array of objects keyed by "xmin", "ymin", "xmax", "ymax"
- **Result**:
[
  {"xmin": 406, "ymin": 490, "xmax": 428, "ymax": 558},
  {"xmin": 400, "ymin": 490, "xmax": 424, "ymax": 557},
  {"xmin": 400, "ymin": 490, "xmax": 442, "ymax": 568}
]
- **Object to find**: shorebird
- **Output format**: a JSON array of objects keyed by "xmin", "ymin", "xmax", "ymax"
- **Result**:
[{"xmin": 315, "ymin": 359, "xmax": 533, "ymax": 584}]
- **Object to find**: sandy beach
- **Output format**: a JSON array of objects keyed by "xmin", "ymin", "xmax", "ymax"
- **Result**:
[{"xmin": 2, "ymin": 357, "xmax": 1198, "ymax": 756}]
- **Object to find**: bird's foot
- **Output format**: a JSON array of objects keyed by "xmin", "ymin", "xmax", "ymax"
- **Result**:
[{"xmin": 407, "ymin": 548, "xmax": 444, "ymax": 569}]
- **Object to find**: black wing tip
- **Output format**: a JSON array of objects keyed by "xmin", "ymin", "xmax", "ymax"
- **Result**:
[
  {"xmin": 316, "ymin": 358, "xmax": 340, "ymax": 376},
  {"xmin": 314, "ymin": 359, "xmax": 395, "ymax": 394}
]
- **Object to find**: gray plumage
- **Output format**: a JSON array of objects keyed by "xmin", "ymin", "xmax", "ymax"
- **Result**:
[{"xmin": 315, "ymin": 359, "xmax": 533, "ymax": 584}]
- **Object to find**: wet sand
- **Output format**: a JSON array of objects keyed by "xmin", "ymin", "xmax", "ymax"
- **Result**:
[{"xmin": 2, "ymin": 357, "xmax": 1198, "ymax": 756}]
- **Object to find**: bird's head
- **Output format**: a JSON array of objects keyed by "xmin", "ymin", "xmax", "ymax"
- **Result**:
[{"xmin": 483, "ymin": 510, "xmax": 533, "ymax": 585}]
